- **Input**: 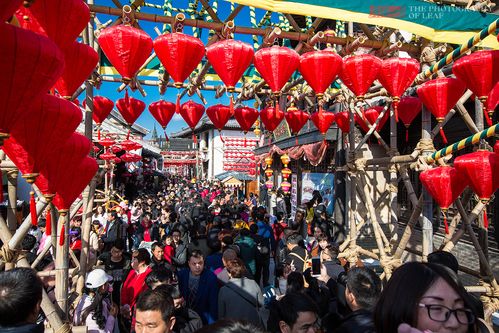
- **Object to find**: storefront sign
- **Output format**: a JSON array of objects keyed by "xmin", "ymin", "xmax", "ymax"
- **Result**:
[{"xmin": 301, "ymin": 172, "xmax": 335, "ymax": 214}]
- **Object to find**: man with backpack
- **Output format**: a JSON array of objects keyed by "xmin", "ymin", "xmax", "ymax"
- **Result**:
[{"xmin": 285, "ymin": 233, "xmax": 308, "ymax": 273}]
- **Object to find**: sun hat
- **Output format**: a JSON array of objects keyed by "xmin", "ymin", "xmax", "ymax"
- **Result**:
[{"xmin": 85, "ymin": 269, "xmax": 113, "ymax": 289}]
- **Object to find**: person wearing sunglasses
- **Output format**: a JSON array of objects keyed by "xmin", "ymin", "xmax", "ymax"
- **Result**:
[{"xmin": 374, "ymin": 262, "xmax": 479, "ymax": 333}]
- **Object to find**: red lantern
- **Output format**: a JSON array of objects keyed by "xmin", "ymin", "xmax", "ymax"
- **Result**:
[
  {"xmin": 54, "ymin": 41, "xmax": 99, "ymax": 98},
  {"xmin": 364, "ymin": 106, "xmax": 389, "ymax": 132},
  {"xmin": 116, "ymin": 91, "xmax": 146, "ymax": 126},
  {"xmin": 487, "ymin": 82, "xmax": 498, "ymax": 112},
  {"xmin": 100, "ymin": 152, "xmax": 116, "ymax": 161},
  {"xmin": 35, "ymin": 173, "xmax": 54, "ymax": 200},
  {"xmin": 254, "ymin": 46, "xmax": 300, "ymax": 96},
  {"xmin": 206, "ymin": 104, "xmax": 232, "ymax": 131},
  {"xmin": 0, "ymin": 23, "xmax": 64, "ymax": 141},
  {"xmin": 149, "ymin": 100, "xmax": 176, "ymax": 129},
  {"xmin": 86, "ymin": 96, "xmax": 114, "ymax": 125},
  {"xmin": 335, "ymin": 111, "xmax": 350, "ymax": 133},
  {"xmin": 206, "ymin": 39, "xmax": 254, "ymax": 92},
  {"xmin": 398, "ymin": 97, "xmax": 422, "ymax": 142},
  {"xmin": 234, "ymin": 107, "xmax": 259, "ymax": 133},
  {"xmin": 285, "ymin": 106, "xmax": 309, "ymax": 135},
  {"xmin": 453, "ymin": 50, "xmax": 499, "ymax": 125},
  {"xmin": 260, "ymin": 106, "xmax": 285, "ymax": 132},
  {"xmin": 111, "ymin": 145, "xmax": 123, "ymax": 154},
  {"xmin": 27, "ymin": 0, "xmax": 90, "ymax": 47},
  {"xmin": 113, "ymin": 157, "xmax": 122, "ymax": 164},
  {"xmin": 419, "ymin": 166, "xmax": 467, "ymax": 233},
  {"xmin": 153, "ymin": 33, "xmax": 205, "ymax": 88},
  {"xmin": 339, "ymin": 54, "xmax": 381, "ymax": 100},
  {"xmin": 377, "ymin": 58, "xmax": 420, "ymax": 122},
  {"xmin": 99, "ymin": 137, "xmax": 116, "ymax": 148},
  {"xmin": 180, "ymin": 101, "xmax": 205, "ymax": 130},
  {"xmin": 1, "ymin": 0, "xmax": 22, "ymax": 21},
  {"xmin": 121, "ymin": 140, "xmax": 142, "ymax": 151},
  {"xmin": 299, "ymin": 49, "xmax": 342, "ymax": 98},
  {"xmin": 122, "ymin": 153, "xmax": 142, "ymax": 163},
  {"xmin": 15, "ymin": 6, "xmax": 44, "ymax": 34},
  {"xmin": 417, "ymin": 78, "xmax": 466, "ymax": 144},
  {"xmin": 98, "ymin": 25, "xmax": 153, "ymax": 82},
  {"xmin": 311, "ymin": 110, "xmax": 335, "ymax": 136}
]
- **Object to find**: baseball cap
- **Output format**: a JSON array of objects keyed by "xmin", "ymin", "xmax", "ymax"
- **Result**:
[{"xmin": 85, "ymin": 269, "xmax": 113, "ymax": 289}]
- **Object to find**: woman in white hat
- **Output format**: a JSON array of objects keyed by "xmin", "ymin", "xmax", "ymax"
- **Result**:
[{"xmin": 73, "ymin": 268, "xmax": 118, "ymax": 332}]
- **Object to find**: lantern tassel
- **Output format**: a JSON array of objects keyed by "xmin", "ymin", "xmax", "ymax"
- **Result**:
[
  {"xmin": 126, "ymin": 128, "xmax": 131, "ymax": 140},
  {"xmin": 244, "ymin": 134, "xmax": 247, "ymax": 147},
  {"xmin": 229, "ymin": 94, "xmax": 234, "ymax": 116},
  {"xmin": 192, "ymin": 133, "xmax": 197, "ymax": 144},
  {"xmin": 483, "ymin": 209, "xmax": 488, "ymax": 229},
  {"xmin": 97, "ymin": 127, "xmax": 101, "ymax": 141},
  {"xmin": 443, "ymin": 212, "xmax": 449, "ymax": 234},
  {"xmin": 405, "ymin": 128, "xmax": 409, "ymax": 143},
  {"xmin": 482, "ymin": 104, "xmax": 492, "ymax": 127},
  {"xmin": 163, "ymin": 129, "xmax": 169, "ymax": 142},
  {"xmin": 394, "ymin": 101, "xmax": 399, "ymax": 123},
  {"xmin": 45, "ymin": 206, "xmax": 51, "ymax": 236},
  {"xmin": 295, "ymin": 135, "xmax": 298, "ymax": 145},
  {"xmin": 59, "ymin": 224, "xmax": 65, "ymax": 246},
  {"xmin": 30, "ymin": 191, "xmax": 37, "ymax": 227},
  {"xmin": 175, "ymin": 93, "xmax": 181, "ymax": 114},
  {"xmin": 219, "ymin": 130, "xmax": 225, "ymax": 144},
  {"xmin": 439, "ymin": 127, "xmax": 448, "ymax": 145},
  {"xmin": 0, "ymin": 169, "xmax": 3, "ymax": 203}
]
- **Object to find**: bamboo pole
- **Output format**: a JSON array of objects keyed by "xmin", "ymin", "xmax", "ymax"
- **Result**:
[
  {"xmin": 389, "ymin": 103, "xmax": 399, "ymax": 242},
  {"xmin": 352, "ymin": 105, "xmax": 390, "ymax": 153},
  {"xmin": 393, "ymin": 195, "xmax": 423, "ymax": 259},
  {"xmin": 55, "ymin": 212, "xmax": 70, "ymax": 319},
  {"xmin": 31, "ymin": 241, "xmax": 52, "ymax": 269},
  {"xmin": 346, "ymin": 108, "xmax": 358, "ymax": 265},
  {"xmin": 6, "ymin": 169, "xmax": 18, "ymax": 234},
  {"xmin": 9, "ymin": 199, "xmax": 48, "ymax": 250},
  {"xmin": 421, "ymin": 105, "xmax": 434, "ymax": 261}
]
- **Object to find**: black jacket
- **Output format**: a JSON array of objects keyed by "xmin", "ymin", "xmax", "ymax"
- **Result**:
[
  {"xmin": 330, "ymin": 309, "xmax": 375, "ymax": 333},
  {"xmin": 0, "ymin": 323, "xmax": 44, "ymax": 333},
  {"xmin": 173, "ymin": 307, "xmax": 203, "ymax": 333}
]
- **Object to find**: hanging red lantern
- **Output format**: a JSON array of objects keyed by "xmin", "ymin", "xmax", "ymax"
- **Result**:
[
  {"xmin": 206, "ymin": 104, "xmax": 232, "ymax": 131},
  {"xmin": 121, "ymin": 153, "xmax": 142, "ymax": 163},
  {"xmin": 98, "ymin": 24, "xmax": 153, "ymax": 82},
  {"xmin": 180, "ymin": 100, "xmax": 205, "ymax": 130},
  {"xmin": 339, "ymin": 54, "xmax": 381, "ymax": 101},
  {"xmin": 149, "ymin": 100, "xmax": 176, "ymax": 129},
  {"xmin": 121, "ymin": 140, "xmax": 142, "ymax": 151},
  {"xmin": 285, "ymin": 106, "xmax": 309, "ymax": 135},
  {"xmin": 487, "ymin": 82, "xmax": 499, "ymax": 112},
  {"xmin": 419, "ymin": 166, "xmax": 468, "ymax": 233},
  {"xmin": 377, "ymin": 57, "xmax": 420, "ymax": 122},
  {"xmin": 100, "ymin": 151, "xmax": 116, "ymax": 161},
  {"xmin": 98, "ymin": 137, "xmax": 116, "ymax": 147},
  {"xmin": 15, "ymin": 6, "xmax": 44, "ymax": 34},
  {"xmin": 27, "ymin": 0, "xmax": 90, "ymax": 47},
  {"xmin": 111, "ymin": 145, "xmax": 123, "ymax": 154},
  {"xmin": 234, "ymin": 106, "xmax": 259, "ymax": 133},
  {"xmin": 34, "ymin": 173, "xmax": 54, "ymax": 202},
  {"xmin": 417, "ymin": 78, "xmax": 466, "ymax": 144},
  {"xmin": 397, "ymin": 97, "xmax": 422, "ymax": 142},
  {"xmin": 54, "ymin": 41, "xmax": 99, "ymax": 99},
  {"xmin": 116, "ymin": 91, "xmax": 146, "ymax": 126},
  {"xmin": 153, "ymin": 33, "xmax": 205, "ymax": 88},
  {"xmin": 453, "ymin": 50, "xmax": 499, "ymax": 125},
  {"xmin": 364, "ymin": 106, "xmax": 389, "ymax": 132},
  {"xmin": 335, "ymin": 111, "xmax": 350, "ymax": 133},
  {"xmin": 206, "ymin": 39, "xmax": 254, "ymax": 92},
  {"xmin": 299, "ymin": 49, "xmax": 342, "ymax": 98},
  {"xmin": 1, "ymin": 0, "xmax": 21, "ymax": 21},
  {"xmin": 254, "ymin": 46, "xmax": 300, "ymax": 96},
  {"xmin": 113, "ymin": 157, "xmax": 122, "ymax": 164},
  {"xmin": 311, "ymin": 109, "xmax": 335, "ymax": 136},
  {"xmin": 85, "ymin": 96, "xmax": 114, "ymax": 125},
  {"xmin": 260, "ymin": 106, "xmax": 285, "ymax": 132},
  {"xmin": 0, "ymin": 23, "xmax": 64, "ymax": 143}
]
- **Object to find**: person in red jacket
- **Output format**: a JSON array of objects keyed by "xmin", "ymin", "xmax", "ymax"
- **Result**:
[{"xmin": 121, "ymin": 248, "xmax": 152, "ymax": 322}]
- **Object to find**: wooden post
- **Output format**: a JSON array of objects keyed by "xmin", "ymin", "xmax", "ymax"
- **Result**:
[
  {"xmin": 6, "ymin": 168, "xmax": 18, "ymax": 234},
  {"xmin": 421, "ymin": 106, "xmax": 434, "ymax": 261},
  {"xmin": 346, "ymin": 108, "xmax": 358, "ymax": 265},
  {"xmin": 55, "ymin": 211, "xmax": 70, "ymax": 319}
]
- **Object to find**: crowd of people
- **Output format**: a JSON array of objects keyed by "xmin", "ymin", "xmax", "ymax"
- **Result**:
[{"xmin": 0, "ymin": 175, "xmax": 493, "ymax": 333}]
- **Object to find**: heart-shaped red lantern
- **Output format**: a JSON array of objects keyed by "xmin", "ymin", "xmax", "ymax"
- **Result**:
[
  {"xmin": 454, "ymin": 150, "xmax": 499, "ymax": 203},
  {"xmin": 378, "ymin": 57, "xmax": 420, "ymax": 122},
  {"xmin": 153, "ymin": 33, "xmax": 205, "ymax": 88},
  {"xmin": 311, "ymin": 110, "xmax": 335, "ymax": 135},
  {"xmin": 180, "ymin": 101, "xmax": 205, "ymax": 130},
  {"xmin": 234, "ymin": 106, "xmax": 259, "ymax": 133},
  {"xmin": 1, "ymin": 0, "xmax": 22, "ymax": 21},
  {"xmin": 419, "ymin": 166, "xmax": 468, "ymax": 233},
  {"xmin": 149, "ymin": 100, "xmax": 176, "ymax": 129},
  {"xmin": 299, "ymin": 49, "xmax": 342, "ymax": 98},
  {"xmin": 27, "ymin": 0, "xmax": 90, "ymax": 47},
  {"xmin": 116, "ymin": 91, "xmax": 146, "ymax": 126},
  {"xmin": 285, "ymin": 106, "xmax": 309, "ymax": 135},
  {"xmin": 206, "ymin": 104, "xmax": 232, "ymax": 131},
  {"xmin": 0, "ymin": 23, "xmax": 64, "ymax": 141},
  {"xmin": 54, "ymin": 41, "xmax": 99, "ymax": 98},
  {"xmin": 398, "ymin": 96, "xmax": 422, "ymax": 142},
  {"xmin": 206, "ymin": 39, "xmax": 254, "ymax": 92},
  {"xmin": 453, "ymin": 50, "xmax": 499, "ymax": 125},
  {"xmin": 335, "ymin": 111, "xmax": 351, "ymax": 133},
  {"xmin": 339, "ymin": 54, "xmax": 381, "ymax": 100},
  {"xmin": 85, "ymin": 96, "xmax": 114, "ymax": 125},
  {"xmin": 254, "ymin": 46, "xmax": 300, "ymax": 96},
  {"xmin": 364, "ymin": 106, "xmax": 389, "ymax": 132},
  {"xmin": 98, "ymin": 25, "xmax": 153, "ymax": 82},
  {"xmin": 260, "ymin": 106, "xmax": 285, "ymax": 132}
]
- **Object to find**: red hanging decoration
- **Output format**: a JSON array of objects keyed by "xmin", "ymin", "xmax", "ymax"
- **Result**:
[
  {"xmin": 153, "ymin": 32, "xmax": 205, "ymax": 88},
  {"xmin": 206, "ymin": 104, "xmax": 232, "ymax": 132},
  {"xmin": 99, "ymin": 151, "xmax": 117, "ymax": 161},
  {"xmin": 0, "ymin": 23, "xmax": 64, "ymax": 140},
  {"xmin": 254, "ymin": 46, "xmax": 300, "ymax": 96},
  {"xmin": 45, "ymin": 206, "xmax": 52, "ymax": 236},
  {"xmin": 285, "ymin": 106, "xmax": 309, "ymax": 135},
  {"xmin": 98, "ymin": 24, "xmax": 153, "ymax": 82},
  {"xmin": 420, "ymin": 166, "xmax": 468, "ymax": 234},
  {"xmin": 206, "ymin": 39, "xmax": 254, "ymax": 92},
  {"xmin": 377, "ymin": 58, "xmax": 420, "ymax": 122},
  {"xmin": 234, "ymin": 106, "xmax": 259, "ymax": 133},
  {"xmin": 397, "ymin": 97, "xmax": 422, "ymax": 142},
  {"xmin": 453, "ymin": 50, "xmax": 499, "ymax": 125},
  {"xmin": 27, "ymin": 0, "xmax": 90, "ymax": 48},
  {"xmin": 417, "ymin": 78, "xmax": 466, "ymax": 144},
  {"xmin": 121, "ymin": 153, "xmax": 142, "ymax": 163},
  {"xmin": 299, "ymin": 49, "xmax": 342, "ymax": 98},
  {"xmin": 260, "ymin": 105, "xmax": 285, "ymax": 132},
  {"xmin": 360, "ymin": 106, "xmax": 389, "ymax": 132},
  {"xmin": 1, "ymin": 0, "xmax": 22, "ymax": 21},
  {"xmin": 487, "ymin": 82, "xmax": 499, "ymax": 112},
  {"xmin": 116, "ymin": 90, "xmax": 146, "ymax": 126},
  {"xmin": 179, "ymin": 101, "xmax": 205, "ymax": 130},
  {"xmin": 339, "ymin": 54, "xmax": 381, "ymax": 101},
  {"xmin": 335, "ymin": 111, "xmax": 351, "ymax": 133},
  {"xmin": 30, "ymin": 191, "xmax": 37, "ymax": 226},
  {"xmin": 311, "ymin": 108, "xmax": 335, "ymax": 136},
  {"xmin": 149, "ymin": 100, "xmax": 176, "ymax": 130},
  {"xmin": 54, "ymin": 41, "xmax": 99, "ymax": 99},
  {"xmin": 59, "ymin": 224, "xmax": 65, "ymax": 246}
]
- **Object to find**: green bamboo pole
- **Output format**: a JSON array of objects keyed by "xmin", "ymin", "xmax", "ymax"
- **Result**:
[{"xmin": 426, "ymin": 124, "xmax": 499, "ymax": 164}]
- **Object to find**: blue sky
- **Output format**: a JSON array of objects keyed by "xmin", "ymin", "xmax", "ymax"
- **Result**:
[{"xmin": 94, "ymin": 0, "xmax": 276, "ymax": 138}]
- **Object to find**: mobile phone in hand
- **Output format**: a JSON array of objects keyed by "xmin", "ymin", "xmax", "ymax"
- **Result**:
[{"xmin": 311, "ymin": 257, "xmax": 321, "ymax": 277}]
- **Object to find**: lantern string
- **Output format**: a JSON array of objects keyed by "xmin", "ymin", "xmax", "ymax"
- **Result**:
[
  {"xmin": 482, "ymin": 103, "xmax": 492, "ymax": 127},
  {"xmin": 45, "ymin": 206, "xmax": 51, "ymax": 236},
  {"xmin": 439, "ymin": 127, "xmax": 448, "ymax": 145},
  {"xmin": 442, "ymin": 210, "xmax": 449, "ymax": 234},
  {"xmin": 219, "ymin": 130, "xmax": 225, "ymax": 144}
]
